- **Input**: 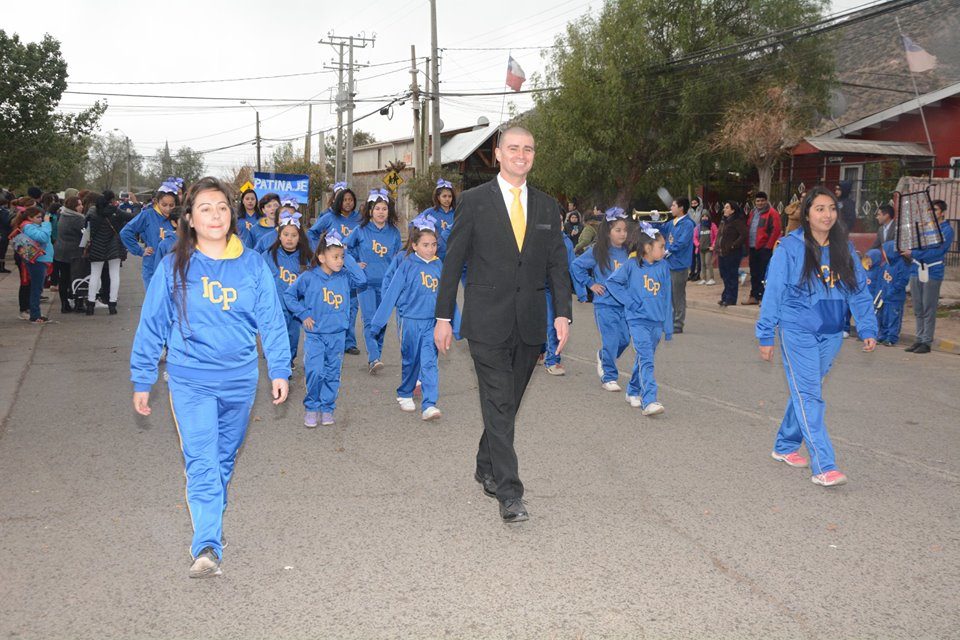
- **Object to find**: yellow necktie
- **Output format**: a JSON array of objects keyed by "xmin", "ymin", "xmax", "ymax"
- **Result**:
[{"xmin": 509, "ymin": 187, "xmax": 525, "ymax": 250}]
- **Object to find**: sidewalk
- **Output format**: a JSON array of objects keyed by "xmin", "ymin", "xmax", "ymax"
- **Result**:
[{"xmin": 684, "ymin": 271, "xmax": 960, "ymax": 355}]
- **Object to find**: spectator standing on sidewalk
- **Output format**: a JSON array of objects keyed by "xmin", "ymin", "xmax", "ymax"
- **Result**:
[
  {"xmin": 664, "ymin": 197, "xmax": 696, "ymax": 333},
  {"xmin": 902, "ymin": 199, "xmax": 955, "ymax": 354},
  {"xmin": 716, "ymin": 201, "xmax": 747, "ymax": 307},
  {"xmin": 53, "ymin": 196, "xmax": 86, "ymax": 313},
  {"xmin": 744, "ymin": 192, "xmax": 781, "ymax": 305},
  {"xmin": 695, "ymin": 211, "xmax": 718, "ymax": 286},
  {"xmin": 84, "ymin": 191, "xmax": 126, "ymax": 315}
]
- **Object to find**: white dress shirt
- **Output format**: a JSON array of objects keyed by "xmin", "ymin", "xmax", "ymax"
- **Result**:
[
  {"xmin": 881, "ymin": 220, "xmax": 894, "ymax": 243},
  {"xmin": 497, "ymin": 173, "xmax": 528, "ymax": 223}
]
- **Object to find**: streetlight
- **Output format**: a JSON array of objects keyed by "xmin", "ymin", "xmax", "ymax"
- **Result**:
[
  {"xmin": 112, "ymin": 127, "xmax": 132, "ymax": 195},
  {"xmin": 240, "ymin": 101, "xmax": 262, "ymax": 172}
]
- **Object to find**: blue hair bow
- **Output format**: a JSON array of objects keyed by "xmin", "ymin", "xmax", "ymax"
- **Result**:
[
  {"xmin": 280, "ymin": 198, "xmax": 299, "ymax": 209},
  {"xmin": 412, "ymin": 215, "xmax": 436, "ymax": 232},
  {"xmin": 325, "ymin": 230, "xmax": 344, "ymax": 247},
  {"xmin": 278, "ymin": 210, "xmax": 302, "ymax": 228},
  {"xmin": 367, "ymin": 188, "xmax": 390, "ymax": 203},
  {"xmin": 333, "ymin": 181, "xmax": 348, "ymax": 193},
  {"xmin": 640, "ymin": 221, "xmax": 659, "ymax": 239},
  {"xmin": 605, "ymin": 207, "xmax": 626, "ymax": 222},
  {"xmin": 157, "ymin": 181, "xmax": 178, "ymax": 195},
  {"xmin": 436, "ymin": 179, "xmax": 453, "ymax": 190}
]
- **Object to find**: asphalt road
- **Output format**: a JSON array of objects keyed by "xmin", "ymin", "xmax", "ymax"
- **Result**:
[{"xmin": 1, "ymin": 261, "xmax": 958, "ymax": 639}]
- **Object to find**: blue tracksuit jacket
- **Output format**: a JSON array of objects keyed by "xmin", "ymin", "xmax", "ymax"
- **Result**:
[
  {"xmin": 665, "ymin": 215, "xmax": 697, "ymax": 271},
  {"xmin": 420, "ymin": 206, "xmax": 455, "ymax": 233},
  {"xmin": 908, "ymin": 221, "xmax": 955, "ymax": 280},
  {"xmin": 282, "ymin": 255, "xmax": 367, "ymax": 334},
  {"xmin": 245, "ymin": 217, "xmax": 276, "ymax": 250},
  {"xmin": 155, "ymin": 235, "xmax": 177, "ymax": 264},
  {"xmin": 119, "ymin": 206, "xmax": 177, "ymax": 287},
  {"xmin": 307, "ymin": 210, "xmax": 362, "ymax": 245},
  {"xmin": 262, "ymin": 247, "xmax": 309, "ymax": 360},
  {"xmin": 346, "ymin": 222, "xmax": 403, "ymax": 287},
  {"xmin": 863, "ymin": 249, "xmax": 883, "ymax": 299},
  {"xmin": 571, "ymin": 245, "xmax": 631, "ymax": 306}
]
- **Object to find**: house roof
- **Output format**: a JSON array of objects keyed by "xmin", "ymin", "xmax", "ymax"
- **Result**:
[
  {"xmin": 812, "ymin": 0, "xmax": 960, "ymax": 137},
  {"xmin": 439, "ymin": 123, "xmax": 497, "ymax": 164},
  {"xmin": 800, "ymin": 137, "xmax": 933, "ymax": 157}
]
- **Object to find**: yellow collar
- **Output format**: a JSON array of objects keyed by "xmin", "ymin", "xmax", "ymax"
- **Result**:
[
  {"xmin": 259, "ymin": 217, "xmax": 274, "ymax": 228},
  {"xmin": 196, "ymin": 234, "xmax": 244, "ymax": 260}
]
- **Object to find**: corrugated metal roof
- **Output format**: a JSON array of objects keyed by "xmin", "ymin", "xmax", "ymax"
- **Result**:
[
  {"xmin": 440, "ymin": 125, "xmax": 497, "ymax": 164},
  {"xmin": 803, "ymin": 137, "xmax": 934, "ymax": 157}
]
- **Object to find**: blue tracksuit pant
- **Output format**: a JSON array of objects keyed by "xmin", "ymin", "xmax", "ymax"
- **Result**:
[
  {"xmin": 626, "ymin": 321, "xmax": 662, "ymax": 406},
  {"xmin": 304, "ymin": 331, "xmax": 346, "ymax": 412},
  {"xmin": 167, "ymin": 367, "xmax": 258, "ymax": 560},
  {"xmin": 878, "ymin": 300, "xmax": 905, "ymax": 343},
  {"xmin": 544, "ymin": 290, "xmax": 561, "ymax": 367},
  {"xmin": 358, "ymin": 286, "xmax": 385, "ymax": 363},
  {"xmin": 397, "ymin": 317, "xmax": 438, "ymax": 410},
  {"xmin": 775, "ymin": 328, "xmax": 844, "ymax": 475},
  {"xmin": 595, "ymin": 305, "xmax": 630, "ymax": 383},
  {"xmin": 284, "ymin": 310, "xmax": 301, "ymax": 362},
  {"xmin": 345, "ymin": 291, "xmax": 359, "ymax": 350}
]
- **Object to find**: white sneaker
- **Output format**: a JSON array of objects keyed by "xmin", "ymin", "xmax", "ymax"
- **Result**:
[
  {"xmin": 601, "ymin": 381, "xmax": 622, "ymax": 392},
  {"xmin": 738, "ymin": 272, "xmax": 747, "ymax": 284},
  {"xmin": 18, "ymin": 311, "xmax": 30, "ymax": 321},
  {"xmin": 842, "ymin": 331, "xmax": 850, "ymax": 339},
  {"xmin": 705, "ymin": 279, "xmax": 716, "ymax": 285},
  {"xmin": 696, "ymin": 279, "xmax": 706, "ymax": 285},
  {"xmin": 95, "ymin": 301, "xmax": 109, "ymax": 309},
  {"xmin": 544, "ymin": 363, "xmax": 565, "ymax": 376},
  {"xmin": 626, "ymin": 395, "xmax": 642, "ymax": 408},
  {"xmin": 397, "ymin": 397, "xmax": 416, "ymax": 412},
  {"xmin": 642, "ymin": 402, "xmax": 665, "ymax": 416},
  {"xmin": 596, "ymin": 350, "xmax": 604, "ymax": 378},
  {"xmin": 422, "ymin": 406, "xmax": 442, "ymax": 421}
]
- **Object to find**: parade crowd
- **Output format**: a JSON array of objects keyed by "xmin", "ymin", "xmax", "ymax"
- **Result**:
[{"xmin": 2, "ymin": 145, "xmax": 954, "ymax": 577}]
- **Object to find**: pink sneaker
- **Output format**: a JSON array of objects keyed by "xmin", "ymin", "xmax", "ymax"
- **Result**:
[
  {"xmin": 771, "ymin": 451, "xmax": 809, "ymax": 468},
  {"xmin": 811, "ymin": 470, "xmax": 848, "ymax": 487}
]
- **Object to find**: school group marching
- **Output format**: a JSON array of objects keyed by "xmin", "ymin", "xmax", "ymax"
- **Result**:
[{"xmin": 7, "ymin": 163, "xmax": 950, "ymax": 578}]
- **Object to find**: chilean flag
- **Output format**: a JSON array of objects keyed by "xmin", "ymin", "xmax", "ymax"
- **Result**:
[
  {"xmin": 506, "ymin": 56, "xmax": 526, "ymax": 92},
  {"xmin": 901, "ymin": 34, "xmax": 937, "ymax": 73}
]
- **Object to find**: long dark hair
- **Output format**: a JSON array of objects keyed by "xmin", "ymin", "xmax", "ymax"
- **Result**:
[
  {"xmin": 361, "ymin": 194, "xmax": 399, "ymax": 228},
  {"xmin": 432, "ymin": 185, "xmax": 456, "ymax": 210},
  {"xmin": 171, "ymin": 177, "xmax": 238, "ymax": 328},
  {"xmin": 269, "ymin": 223, "xmax": 312, "ymax": 270},
  {"xmin": 239, "ymin": 188, "xmax": 261, "ymax": 218},
  {"xmin": 630, "ymin": 225, "xmax": 663, "ymax": 265},
  {"xmin": 332, "ymin": 188, "xmax": 357, "ymax": 216},
  {"xmin": 592, "ymin": 217, "xmax": 630, "ymax": 275},
  {"xmin": 799, "ymin": 186, "xmax": 857, "ymax": 292}
]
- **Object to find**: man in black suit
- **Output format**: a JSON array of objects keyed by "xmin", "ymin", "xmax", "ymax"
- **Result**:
[
  {"xmin": 871, "ymin": 204, "xmax": 895, "ymax": 250},
  {"xmin": 434, "ymin": 126, "xmax": 572, "ymax": 523}
]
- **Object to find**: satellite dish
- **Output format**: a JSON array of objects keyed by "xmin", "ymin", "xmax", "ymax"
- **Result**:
[
  {"xmin": 477, "ymin": 116, "xmax": 490, "ymax": 127},
  {"xmin": 828, "ymin": 88, "xmax": 848, "ymax": 119}
]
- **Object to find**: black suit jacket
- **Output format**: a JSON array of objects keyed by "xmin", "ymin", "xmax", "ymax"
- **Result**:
[
  {"xmin": 436, "ymin": 178, "xmax": 572, "ymax": 346},
  {"xmin": 871, "ymin": 222, "xmax": 893, "ymax": 250}
]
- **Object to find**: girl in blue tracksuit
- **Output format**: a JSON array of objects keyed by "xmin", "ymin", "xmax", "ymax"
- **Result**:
[
  {"xmin": 261, "ymin": 209, "xmax": 314, "ymax": 368},
  {"xmin": 572, "ymin": 207, "xmax": 633, "ymax": 391},
  {"xmin": 235, "ymin": 187, "xmax": 261, "ymax": 246},
  {"xmin": 862, "ymin": 249, "xmax": 883, "ymax": 300},
  {"xmin": 283, "ymin": 231, "xmax": 367, "ymax": 427},
  {"xmin": 543, "ymin": 215, "xmax": 586, "ymax": 375},
  {"xmin": 419, "ymin": 178, "xmax": 456, "ymax": 234},
  {"xmin": 605, "ymin": 222, "xmax": 673, "ymax": 415},
  {"xmin": 877, "ymin": 240, "xmax": 911, "ymax": 346},
  {"xmin": 756, "ymin": 187, "xmax": 877, "ymax": 488},
  {"xmin": 347, "ymin": 188, "xmax": 402, "ymax": 373},
  {"xmin": 130, "ymin": 177, "xmax": 292, "ymax": 578},
  {"xmin": 119, "ymin": 182, "xmax": 179, "ymax": 289},
  {"xmin": 154, "ymin": 208, "xmax": 181, "ymax": 262},
  {"xmin": 253, "ymin": 199, "xmax": 299, "ymax": 253},
  {"xmin": 306, "ymin": 187, "xmax": 363, "ymax": 355},
  {"xmin": 244, "ymin": 192, "xmax": 280, "ymax": 249},
  {"xmin": 370, "ymin": 218, "xmax": 444, "ymax": 421}
]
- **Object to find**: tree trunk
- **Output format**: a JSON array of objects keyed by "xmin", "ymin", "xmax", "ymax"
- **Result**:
[{"xmin": 757, "ymin": 161, "xmax": 774, "ymax": 195}]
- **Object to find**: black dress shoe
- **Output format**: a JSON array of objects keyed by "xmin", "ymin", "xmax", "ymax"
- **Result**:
[
  {"xmin": 674, "ymin": 327, "xmax": 683, "ymax": 334},
  {"xmin": 499, "ymin": 498, "xmax": 529, "ymax": 523},
  {"xmin": 473, "ymin": 471, "xmax": 496, "ymax": 499},
  {"xmin": 904, "ymin": 342, "xmax": 921, "ymax": 352},
  {"xmin": 913, "ymin": 343, "xmax": 931, "ymax": 354},
  {"xmin": 344, "ymin": 347, "xmax": 361, "ymax": 355}
]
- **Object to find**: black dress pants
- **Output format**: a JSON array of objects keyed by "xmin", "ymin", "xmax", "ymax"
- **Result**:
[
  {"xmin": 468, "ymin": 326, "xmax": 542, "ymax": 501},
  {"xmin": 718, "ymin": 254, "xmax": 740, "ymax": 305},
  {"xmin": 748, "ymin": 247, "xmax": 772, "ymax": 300}
]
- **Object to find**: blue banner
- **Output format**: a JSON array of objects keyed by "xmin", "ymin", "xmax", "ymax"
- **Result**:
[{"xmin": 253, "ymin": 172, "xmax": 310, "ymax": 205}]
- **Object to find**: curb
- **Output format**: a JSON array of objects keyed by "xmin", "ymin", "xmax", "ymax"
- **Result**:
[{"xmin": 686, "ymin": 298, "xmax": 960, "ymax": 356}]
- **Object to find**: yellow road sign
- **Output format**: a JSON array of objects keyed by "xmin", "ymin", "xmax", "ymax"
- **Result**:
[
  {"xmin": 382, "ymin": 171, "xmax": 404, "ymax": 191},
  {"xmin": 239, "ymin": 180, "xmax": 254, "ymax": 193}
]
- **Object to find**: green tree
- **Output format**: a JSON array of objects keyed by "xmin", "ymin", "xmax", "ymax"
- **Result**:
[
  {"xmin": 407, "ymin": 166, "xmax": 460, "ymax": 212},
  {"xmin": 86, "ymin": 132, "xmax": 143, "ymax": 191},
  {"xmin": 0, "ymin": 30, "xmax": 104, "ymax": 190},
  {"xmin": 323, "ymin": 129, "xmax": 377, "ymax": 178},
  {"xmin": 526, "ymin": 0, "xmax": 833, "ymax": 206},
  {"xmin": 145, "ymin": 143, "xmax": 205, "ymax": 187}
]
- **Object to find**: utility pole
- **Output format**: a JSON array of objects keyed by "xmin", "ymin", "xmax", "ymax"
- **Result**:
[
  {"xmin": 320, "ymin": 34, "xmax": 375, "ymax": 185},
  {"xmin": 429, "ymin": 0, "xmax": 442, "ymax": 168},
  {"xmin": 422, "ymin": 57, "xmax": 431, "ymax": 170},
  {"xmin": 124, "ymin": 136, "xmax": 131, "ymax": 195},
  {"xmin": 255, "ymin": 112, "xmax": 261, "ymax": 172},
  {"xmin": 410, "ymin": 45, "xmax": 421, "ymax": 172},
  {"xmin": 305, "ymin": 103, "xmax": 313, "ymax": 163}
]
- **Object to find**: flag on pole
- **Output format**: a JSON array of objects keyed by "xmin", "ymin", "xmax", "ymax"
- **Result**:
[
  {"xmin": 506, "ymin": 56, "xmax": 526, "ymax": 92},
  {"xmin": 901, "ymin": 34, "xmax": 937, "ymax": 73}
]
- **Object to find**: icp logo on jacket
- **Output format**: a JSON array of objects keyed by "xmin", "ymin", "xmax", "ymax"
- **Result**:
[
  {"xmin": 420, "ymin": 272, "xmax": 439, "ymax": 292},
  {"xmin": 323, "ymin": 287, "xmax": 344, "ymax": 309},
  {"xmin": 643, "ymin": 275, "xmax": 661, "ymax": 295},
  {"xmin": 372, "ymin": 240, "xmax": 389, "ymax": 257},
  {"xmin": 201, "ymin": 276, "xmax": 238, "ymax": 310},
  {"xmin": 279, "ymin": 267, "xmax": 298, "ymax": 284}
]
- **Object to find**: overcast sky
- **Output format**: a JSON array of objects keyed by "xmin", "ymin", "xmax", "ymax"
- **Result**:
[{"xmin": 6, "ymin": 0, "xmax": 865, "ymax": 177}]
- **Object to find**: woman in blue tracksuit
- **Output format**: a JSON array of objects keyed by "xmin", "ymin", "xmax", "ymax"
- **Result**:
[
  {"xmin": 370, "ymin": 218, "xmax": 444, "ymax": 421},
  {"xmin": 130, "ymin": 177, "xmax": 291, "ymax": 578},
  {"xmin": 347, "ymin": 188, "xmax": 402, "ymax": 374},
  {"xmin": 543, "ymin": 207, "xmax": 586, "ymax": 376},
  {"xmin": 902, "ymin": 199, "xmax": 955, "ymax": 354},
  {"xmin": 419, "ymin": 178, "xmax": 456, "ymax": 234},
  {"xmin": 119, "ymin": 182, "xmax": 179, "ymax": 290},
  {"xmin": 306, "ymin": 187, "xmax": 363, "ymax": 355},
  {"xmin": 261, "ymin": 209, "xmax": 314, "ymax": 368},
  {"xmin": 244, "ymin": 192, "xmax": 280, "ymax": 249},
  {"xmin": 572, "ymin": 207, "xmax": 632, "ymax": 391},
  {"xmin": 756, "ymin": 187, "xmax": 877, "ymax": 488},
  {"xmin": 605, "ymin": 222, "xmax": 673, "ymax": 416},
  {"xmin": 235, "ymin": 187, "xmax": 261, "ymax": 246},
  {"xmin": 283, "ymin": 231, "xmax": 367, "ymax": 428}
]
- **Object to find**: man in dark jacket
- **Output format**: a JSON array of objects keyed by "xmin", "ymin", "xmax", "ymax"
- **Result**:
[
  {"xmin": 870, "ymin": 204, "xmax": 895, "ymax": 250},
  {"xmin": 835, "ymin": 181, "xmax": 857, "ymax": 232},
  {"xmin": 744, "ymin": 192, "xmax": 781, "ymax": 304}
]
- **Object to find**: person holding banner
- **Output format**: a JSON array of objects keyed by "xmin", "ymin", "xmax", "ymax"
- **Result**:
[
  {"xmin": 902, "ymin": 199, "xmax": 954, "ymax": 354},
  {"xmin": 306, "ymin": 187, "xmax": 363, "ymax": 355}
]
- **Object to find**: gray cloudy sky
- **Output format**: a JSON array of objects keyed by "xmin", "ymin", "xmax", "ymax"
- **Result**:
[{"xmin": 6, "ymin": 0, "xmax": 863, "ymax": 177}]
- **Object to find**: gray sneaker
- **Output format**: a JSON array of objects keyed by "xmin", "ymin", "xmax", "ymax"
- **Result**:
[
  {"xmin": 320, "ymin": 412, "xmax": 335, "ymax": 426},
  {"xmin": 189, "ymin": 547, "xmax": 222, "ymax": 578},
  {"xmin": 304, "ymin": 411, "xmax": 319, "ymax": 428}
]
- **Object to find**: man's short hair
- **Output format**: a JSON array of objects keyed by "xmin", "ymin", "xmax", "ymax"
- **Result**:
[
  {"xmin": 878, "ymin": 204, "xmax": 894, "ymax": 218},
  {"xmin": 498, "ymin": 126, "xmax": 534, "ymax": 148},
  {"xmin": 932, "ymin": 199, "xmax": 948, "ymax": 213},
  {"xmin": 755, "ymin": 191, "xmax": 768, "ymax": 200},
  {"xmin": 674, "ymin": 196, "xmax": 690, "ymax": 213}
]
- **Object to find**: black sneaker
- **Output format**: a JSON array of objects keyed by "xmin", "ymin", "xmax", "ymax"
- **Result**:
[
  {"xmin": 904, "ymin": 342, "xmax": 921, "ymax": 352},
  {"xmin": 913, "ymin": 343, "xmax": 931, "ymax": 354},
  {"xmin": 344, "ymin": 347, "xmax": 361, "ymax": 355},
  {"xmin": 189, "ymin": 547, "xmax": 222, "ymax": 578}
]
